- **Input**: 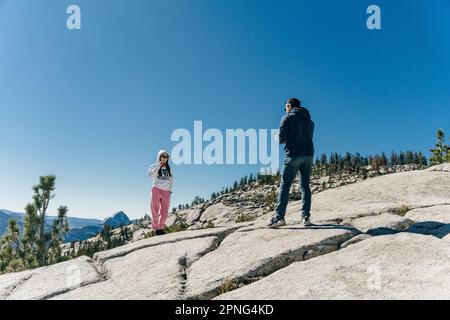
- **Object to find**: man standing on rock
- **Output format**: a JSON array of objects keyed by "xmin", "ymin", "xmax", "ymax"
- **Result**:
[{"xmin": 268, "ymin": 98, "xmax": 315, "ymax": 228}]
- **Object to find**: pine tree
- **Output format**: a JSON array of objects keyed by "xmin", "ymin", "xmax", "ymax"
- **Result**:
[
  {"xmin": 0, "ymin": 220, "xmax": 25, "ymax": 273},
  {"xmin": 399, "ymin": 151, "xmax": 406, "ymax": 165},
  {"xmin": 417, "ymin": 152, "xmax": 428, "ymax": 166},
  {"xmin": 405, "ymin": 151, "xmax": 414, "ymax": 164},
  {"xmin": 355, "ymin": 162, "xmax": 361, "ymax": 174},
  {"xmin": 314, "ymin": 158, "xmax": 320, "ymax": 167},
  {"xmin": 371, "ymin": 156, "xmax": 380, "ymax": 171},
  {"xmin": 28, "ymin": 175, "xmax": 69, "ymax": 266},
  {"xmin": 101, "ymin": 224, "xmax": 112, "ymax": 241},
  {"xmin": 344, "ymin": 152, "xmax": 352, "ymax": 173},
  {"xmin": 430, "ymin": 129, "xmax": 449, "ymax": 165},
  {"xmin": 22, "ymin": 203, "xmax": 39, "ymax": 267},
  {"xmin": 362, "ymin": 157, "xmax": 369, "ymax": 167},
  {"xmin": 390, "ymin": 151, "xmax": 399, "ymax": 166},
  {"xmin": 320, "ymin": 154, "xmax": 328, "ymax": 166},
  {"xmin": 338, "ymin": 155, "xmax": 345, "ymax": 172},
  {"xmin": 350, "ymin": 154, "xmax": 357, "ymax": 173},
  {"xmin": 120, "ymin": 225, "xmax": 131, "ymax": 242},
  {"xmin": 48, "ymin": 206, "xmax": 69, "ymax": 264},
  {"xmin": 0, "ymin": 176, "xmax": 69, "ymax": 273},
  {"xmin": 380, "ymin": 152, "xmax": 388, "ymax": 167}
]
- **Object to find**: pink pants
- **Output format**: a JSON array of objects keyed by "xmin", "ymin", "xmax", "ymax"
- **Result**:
[{"xmin": 151, "ymin": 187, "xmax": 171, "ymax": 231}]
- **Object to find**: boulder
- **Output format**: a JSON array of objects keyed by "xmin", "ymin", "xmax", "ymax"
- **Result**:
[
  {"xmin": 164, "ymin": 213, "xmax": 178, "ymax": 227},
  {"xmin": 184, "ymin": 208, "xmax": 204, "ymax": 224},
  {"xmin": 199, "ymin": 203, "xmax": 240, "ymax": 225}
]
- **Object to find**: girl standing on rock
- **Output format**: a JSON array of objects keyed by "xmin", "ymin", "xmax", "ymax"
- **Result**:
[{"xmin": 148, "ymin": 150, "xmax": 173, "ymax": 236}]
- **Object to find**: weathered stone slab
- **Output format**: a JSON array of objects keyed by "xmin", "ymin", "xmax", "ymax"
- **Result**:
[
  {"xmin": 285, "ymin": 168, "xmax": 450, "ymax": 223},
  {"xmin": 94, "ymin": 226, "xmax": 239, "ymax": 264},
  {"xmin": 405, "ymin": 205, "xmax": 450, "ymax": 224},
  {"xmin": 184, "ymin": 226, "xmax": 356, "ymax": 299},
  {"xmin": 52, "ymin": 237, "xmax": 219, "ymax": 300},
  {"xmin": 215, "ymin": 233, "xmax": 450, "ymax": 300},
  {"xmin": 0, "ymin": 270, "xmax": 33, "ymax": 300},
  {"xmin": 3, "ymin": 256, "xmax": 102, "ymax": 300}
]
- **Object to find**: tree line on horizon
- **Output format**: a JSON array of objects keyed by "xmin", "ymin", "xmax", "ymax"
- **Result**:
[{"xmin": 66, "ymin": 223, "xmax": 133, "ymax": 259}]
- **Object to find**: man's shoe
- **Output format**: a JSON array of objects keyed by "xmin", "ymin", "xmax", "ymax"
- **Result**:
[
  {"xmin": 301, "ymin": 217, "xmax": 312, "ymax": 227},
  {"xmin": 155, "ymin": 230, "xmax": 162, "ymax": 236},
  {"xmin": 267, "ymin": 217, "xmax": 286, "ymax": 228}
]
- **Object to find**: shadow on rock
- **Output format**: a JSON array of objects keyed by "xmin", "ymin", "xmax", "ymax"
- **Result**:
[
  {"xmin": 404, "ymin": 221, "xmax": 450, "ymax": 239},
  {"xmin": 283, "ymin": 223, "xmax": 361, "ymax": 235},
  {"xmin": 358, "ymin": 221, "xmax": 450, "ymax": 239}
]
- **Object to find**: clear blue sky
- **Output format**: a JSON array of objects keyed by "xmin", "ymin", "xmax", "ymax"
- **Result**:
[{"xmin": 1, "ymin": 0, "xmax": 449, "ymax": 220}]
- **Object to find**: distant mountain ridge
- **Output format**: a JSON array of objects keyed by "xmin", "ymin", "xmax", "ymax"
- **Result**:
[
  {"xmin": 103, "ymin": 211, "xmax": 131, "ymax": 229},
  {"xmin": 0, "ymin": 209, "xmax": 131, "ymax": 243}
]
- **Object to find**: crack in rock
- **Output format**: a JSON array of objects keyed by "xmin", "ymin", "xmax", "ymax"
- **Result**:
[
  {"xmin": 213, "ymin": 232, "xmax": 450, "ymax": 300},
  {"xmin": 93, "ymin": 227, "xmax": 244, "ymax": 296},
  {"xmin": 178, "ymin": 255, "xmax": 188, "ymax": 297},
  {"xmin": 94, "ymin": 226, "xmax": 242, "ymax": 265},
  {"xmin": 384, "ymin": 202, "xmax": 450, "ymax": 216},
  {"xmin": 48, "ymin": 228, "xmax": 242, "ymax": 300},
  {"xmin": 183, "ymin": 229, "xmax": 356, "ymax": 300},
  {"xmin": 40, "ymin": 277, "xmax": 105, "ymax": 301},
  {"xmin": 41, "ymin": 257, "xmax": 109, "ymax": 300},
  {"xmin": 176, "ymin": 226, "xmax": 243, "ymax": 298},
  {"xmin": 92, "ymin": 260, "xmax": 109, "ymax": 281},
  {"xmin": 3, "ymin": 273, "xmax": 34, "ymax": 300},
  {"xmin": 188, "ymin": 243, "xmax": 341, "ymax": 300}
]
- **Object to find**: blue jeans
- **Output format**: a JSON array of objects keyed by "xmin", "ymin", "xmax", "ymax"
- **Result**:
[{"xmin": 275, "ymin": 155, "xmax": 313, "ymax": 220}]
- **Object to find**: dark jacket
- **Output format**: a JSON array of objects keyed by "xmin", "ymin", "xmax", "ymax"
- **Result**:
[{"xmin": 279, "ymin": 107, "xmax": 315, "ymax": 157}]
